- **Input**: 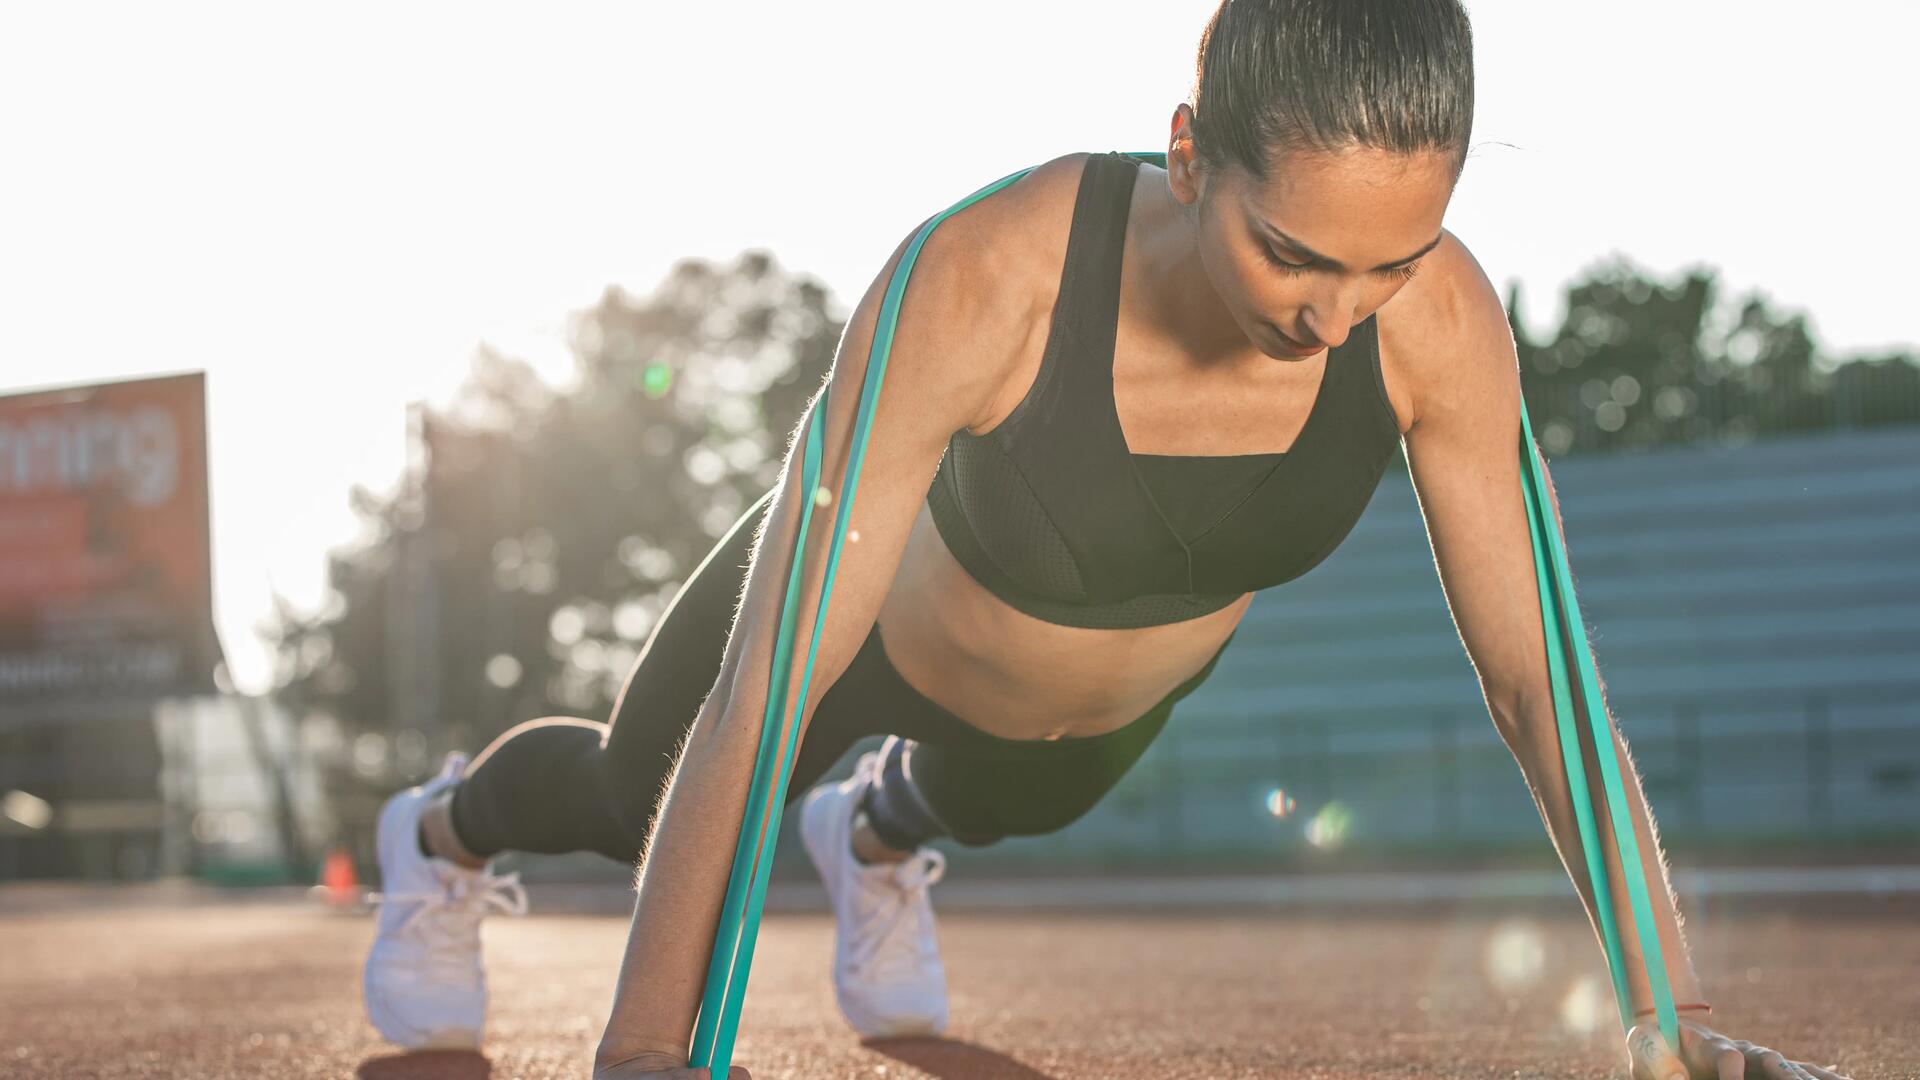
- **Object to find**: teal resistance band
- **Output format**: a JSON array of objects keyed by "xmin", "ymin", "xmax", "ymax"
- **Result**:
[
  {"xmin": 1516, "ymin": 397, "xmax": 1679, "ymax": 1050},
  {"xmin": 688, "ymin": 161, "xmax": 1042, "ymax": 1074},
  {"xmin": 688, "ymin": 151, "xmax": 1675, "ymax": 1073}
]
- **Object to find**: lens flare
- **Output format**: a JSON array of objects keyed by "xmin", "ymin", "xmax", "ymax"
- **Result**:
[
  {"xmin": 1264, "ymin": 786, "xmax": 1297, "ymax": 819},
  {"xmin": 1303, "ymin": 801, "xmax": 1352, "ymax": 849},
  {"xmin": 1, "ymin": 789, "xmax": 51, "ymax": 831},
  {"xmin": 642, "ymin": 362, "xmax": 674, "ymax": 398},
  {"xmin": 1484, "ymin": 918, "xmax": 1547, "ymax": 991},
  {"xmin": 1559, "ymin": 974, "xmax": 1607, "ymax": 1034}
]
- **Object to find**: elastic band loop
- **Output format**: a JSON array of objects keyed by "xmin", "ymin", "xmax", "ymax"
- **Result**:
[
  {"xmin": 1636, "ymin": 1002, "xmax": 1711, "ymax": 1018},
  {"xmin": 1515, "ymin": 416, "xmax": 1628, "ymax": 1023},
  {"xmin": 689, "ymin": 161, "xmax": 1041, "ymax": 1073},
  {"xmin": 1517, "ymin": 397, "xmax": 1679, "ymax": 1049}
]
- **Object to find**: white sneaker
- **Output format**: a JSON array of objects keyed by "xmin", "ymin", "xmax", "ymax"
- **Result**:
[
  {"xmin": 800, "ymin": 749, "xmax": 950, "ymax": 1038},
  {"xmin": 362, "ymin": 752, "xmax": 529, "ymax": 1050}
]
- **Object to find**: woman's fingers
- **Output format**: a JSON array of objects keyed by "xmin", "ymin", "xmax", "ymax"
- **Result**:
[
  {"xmin": 1665, "ymin": 1021, "xmax": 1743, "ymax": 1080},
  {"xmin": 1701, "ymin": 1037, "xmax": 1746, "ymax": 1080},
  {"xmin": 1746, "ymin": 1045, "xmax": 1805, "ymax": 1080},
  {"xmin": 1637, "ymin": 1021, "xmax": 1842, "ymax": 1080},
  {"xmin": 592, "ymin": 1051, "xmax": 754, "ymax": 1079}
]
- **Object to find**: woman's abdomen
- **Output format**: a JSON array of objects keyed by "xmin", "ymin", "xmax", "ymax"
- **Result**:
[{"xmin": 875, "ymin": 500, "xmax": 1249, "ymax": 741}]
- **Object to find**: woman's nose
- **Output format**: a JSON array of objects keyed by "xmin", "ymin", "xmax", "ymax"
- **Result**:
[
  {"xmin": 1301, "ymin": 302, "xmax": 1355, "ymax": 351},
  {"xmin": 1298, "ymin": 277, "xmax": 1364, "ymax": 349}
]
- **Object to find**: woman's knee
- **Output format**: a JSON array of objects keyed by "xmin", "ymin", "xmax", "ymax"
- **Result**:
[
  {"xmin": 897, "ymin": 742, "xmax": 1136, "ymax": 849},
  {"xmin": 953, "ymin": 782, "xmax": 1107, "ymax": 845},
  {"xmin": 859, "ymin": 736, "xmax": 963, "ymax": 849},
  {"xmin": 449, "ymin": 716, "xmax": 627, "ymax": 859},
  {"xmin": 591, "ymin": 729, "xmax": 680, "ymax": 848}
]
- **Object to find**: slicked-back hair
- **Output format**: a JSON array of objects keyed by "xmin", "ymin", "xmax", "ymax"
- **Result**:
[{"xmin": 1188, "ymin": 0, "xmax": 1475, "ymax": 183}]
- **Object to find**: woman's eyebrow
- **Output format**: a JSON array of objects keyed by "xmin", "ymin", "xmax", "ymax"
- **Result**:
[{"xmin": 1256, "ymin": 216, "xmax": 1443, "ymax": 271}]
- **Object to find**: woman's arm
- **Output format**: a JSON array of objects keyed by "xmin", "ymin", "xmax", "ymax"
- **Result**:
[
  {"xmin": 591, "ymin": 161, "xmax": 1076, "ymax": 1073},
  {"xmin": 1385, "ymin": 234, "xmax": 1704, "ymax": 1024},
  {"xmin": 1390, "ymin": 228, "xmax": 1704, "ymax": 1006},
  {"xmin": 1387, "ymin": 252, "xmax": 1846, "ymax": 1076}
]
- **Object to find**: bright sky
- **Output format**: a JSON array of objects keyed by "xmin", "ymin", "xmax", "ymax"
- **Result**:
[{"xmin": 2, "ymin": 2, "xmax": 1913, "ymax": 694}]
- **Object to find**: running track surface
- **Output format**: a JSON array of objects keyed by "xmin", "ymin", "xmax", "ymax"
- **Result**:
[{"xmin": 0, "ymin": 888, "xmax": 1910, "ymax": 1079}]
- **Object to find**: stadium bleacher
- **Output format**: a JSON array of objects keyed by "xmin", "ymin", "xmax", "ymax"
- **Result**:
[{"xmin": 961, "ymin": 425, "xmax": 1920, "ymax": 868}]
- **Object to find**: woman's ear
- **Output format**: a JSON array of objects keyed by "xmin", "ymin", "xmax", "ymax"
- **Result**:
[{"xmin": 1167, "ymin": 104, "xmax": 1204, "ymax": 206}]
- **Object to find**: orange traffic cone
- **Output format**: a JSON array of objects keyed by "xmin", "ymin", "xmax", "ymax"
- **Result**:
[{"xmin": 316, "ymin": 845, "xmax": 362, "ymax": 909}]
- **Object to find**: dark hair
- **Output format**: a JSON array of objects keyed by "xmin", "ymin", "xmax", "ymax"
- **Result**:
[{"xmin": 1188, "ymin": 0, "xmax": 1475, "ymax": 183}]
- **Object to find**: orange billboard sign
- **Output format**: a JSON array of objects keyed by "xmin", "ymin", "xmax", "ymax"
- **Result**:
[{"xmin": 0, "ymin": 372, "xmax": 217, "ymax": 701}]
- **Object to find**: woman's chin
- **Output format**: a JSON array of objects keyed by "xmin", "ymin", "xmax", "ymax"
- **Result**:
[{"xmin": 1258, "ymin": 321, "xmax": 1325, "ymax": 360}]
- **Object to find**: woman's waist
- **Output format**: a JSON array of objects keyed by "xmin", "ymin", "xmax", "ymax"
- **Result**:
[
  {"xmin": 873, "ymin": 607, "xmax": 1241, "ymax": 740},
  {"xmin": 881, "ymin": 507, "xmax": 1247, "ymax": 739}
]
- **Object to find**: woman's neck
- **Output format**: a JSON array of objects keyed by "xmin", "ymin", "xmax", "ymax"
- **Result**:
[{"xmin": 1124, "ymin": 159, "xmax": 1262, "ymax": 370}]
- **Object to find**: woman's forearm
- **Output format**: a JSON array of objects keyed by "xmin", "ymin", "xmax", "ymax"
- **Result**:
[
  {"xmin": 592, "ymin": 449, "xmax": 822, "ymax": 1066},
  {"xmin": 594, "ymin": 676, "xmax": 784, "ymax": 1066},
  {"xmin": 592, "ymin": 437, "xmax": 832, "ymax": 1066},
  {"xmin": 1504, "ymin": 689, "xmax": 1704, "ymax": 1019}
]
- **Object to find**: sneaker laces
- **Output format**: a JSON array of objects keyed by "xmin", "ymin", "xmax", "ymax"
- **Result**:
[
  {"xmin": 848, "ymin": 849, "xmax": 946, "ymax": 979},
  {"xmin": 852, "ymin": 749, "xmax": 883, "ymax": 792},
  {"xmin": 372, "ymin": 867, "xmax": 529, "ymax": 982}
]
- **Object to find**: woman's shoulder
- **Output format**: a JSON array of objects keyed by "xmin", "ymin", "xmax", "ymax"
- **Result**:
[
  {"xmin": 900, "ymin": 153, "xmax": 1095, "ymax": 430},
  {"xmin": 1374, "ymin": 229, "xmax": 1514, "ymax": 433},
  {"xmin": 920, "ymin": 151, "xmax": 1091, "ymax": 291}
]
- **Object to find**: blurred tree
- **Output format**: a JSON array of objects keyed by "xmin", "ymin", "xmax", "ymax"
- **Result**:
[
  {"xmin": 1511, "ymin": 256, "xmax": 1918, "ymax": 455},
  {"xmin": 1831, "ymin": 349, "xmax": 1920, "ymax": 427},
  {"xmin": 266, "ymin": 250, "xmax": 841, "ymax": 831}
]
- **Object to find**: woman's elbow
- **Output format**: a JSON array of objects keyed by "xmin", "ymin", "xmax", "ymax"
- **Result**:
[{"xmin": 1483, "ymin": 681, "xmax": 1551, "ymax": 749}]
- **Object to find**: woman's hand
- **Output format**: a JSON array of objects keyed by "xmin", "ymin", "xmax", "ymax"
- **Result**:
[
  {"xmin": 591, "ymin": 1049, "xmax": 751, "ymax": 1080},
  {"xmin": 1627, "ymin": 1015, "xmax": 1850, "ymax": 1080},
  {"xmin": 595, "ymin": 1060, "xmax": 752, "ymax": 1068}
]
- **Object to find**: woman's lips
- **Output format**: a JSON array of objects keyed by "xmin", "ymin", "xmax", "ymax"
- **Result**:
[{"xmin": 1264, "ymin": 321, "xmax": 1325, "ymax": 356}]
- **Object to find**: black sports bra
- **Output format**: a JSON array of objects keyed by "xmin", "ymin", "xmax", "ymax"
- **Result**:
[{"xmin": 924, "ymin": 150, "xmax": 1403, "ymax": 629}]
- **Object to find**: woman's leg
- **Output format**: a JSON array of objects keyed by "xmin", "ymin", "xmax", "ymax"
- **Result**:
[
  {"xmin": 443, "ymin": 487, "xmax": 868, "ymax": 865},
  {"xmin": 365, "ymin": 485, "xmax": 909, "ymax": 1049},
  {"xmin": 866, "ymin": 714, "xmax": 1176, "ymax": 850}
]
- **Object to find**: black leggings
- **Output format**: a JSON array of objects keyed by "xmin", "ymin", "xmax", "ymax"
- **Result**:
[{"xmin": 448, "ymin": 486, "xmax": 1233, "ymax": 864}]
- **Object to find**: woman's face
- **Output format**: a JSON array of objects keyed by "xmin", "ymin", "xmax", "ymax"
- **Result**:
[{"xmin": 1171, "ymin": 118, "xmax": 1458, "ymax": 361}]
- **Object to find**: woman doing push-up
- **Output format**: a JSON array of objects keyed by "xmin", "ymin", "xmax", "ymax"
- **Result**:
[{"xmin": 362, "ymin": 3, "xmax": 1851, "ymax": 1078}]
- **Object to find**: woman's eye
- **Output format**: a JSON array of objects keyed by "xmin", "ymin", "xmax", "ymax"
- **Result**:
[
  {"xmin": 1261, "ymin": 245, "xmax": 1311, "ymax": 274},
  {"xmin": 1260, "ymin": 243, "xmax": 1423, "ymax": 283}
]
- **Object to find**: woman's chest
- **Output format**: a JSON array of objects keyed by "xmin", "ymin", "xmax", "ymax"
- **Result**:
[{"xmin": 966, "ymin": 317, "xmax": 1402, "ymax": 603}]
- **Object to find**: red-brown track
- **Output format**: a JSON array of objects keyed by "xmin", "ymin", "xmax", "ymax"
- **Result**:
[{"xmin": 0, "ymin": 886, "xmax": 1910, "ymax": 1079}]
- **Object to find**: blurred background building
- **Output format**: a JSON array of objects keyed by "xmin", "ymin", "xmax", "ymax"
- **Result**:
[
  {"xmin": 2, "ymin": 374, "xmax": 210, "ymax": 877},
  {"xmin": 0, "ymin": 374, "xmax": 332, "ymax": 883}
]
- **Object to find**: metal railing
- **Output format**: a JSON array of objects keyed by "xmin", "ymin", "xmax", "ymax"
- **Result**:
[{"xmin": 926, "ymin": 683, "xmax": 1920, "ymax": 873}]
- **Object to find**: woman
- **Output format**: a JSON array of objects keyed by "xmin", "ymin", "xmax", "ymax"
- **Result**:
[{"xmin": 363, "ymin": 3, "xmax": 1851, "ymax": 1078}]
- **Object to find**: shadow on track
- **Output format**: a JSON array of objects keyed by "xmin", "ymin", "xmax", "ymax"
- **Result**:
[
  {"xmin": 358, "ymin": 1049, "xmax": 492, "ymax": 1079},
  {"xmin": 862, "ymin": 1034, "xmax": 1060, "ymax": 1079}
]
